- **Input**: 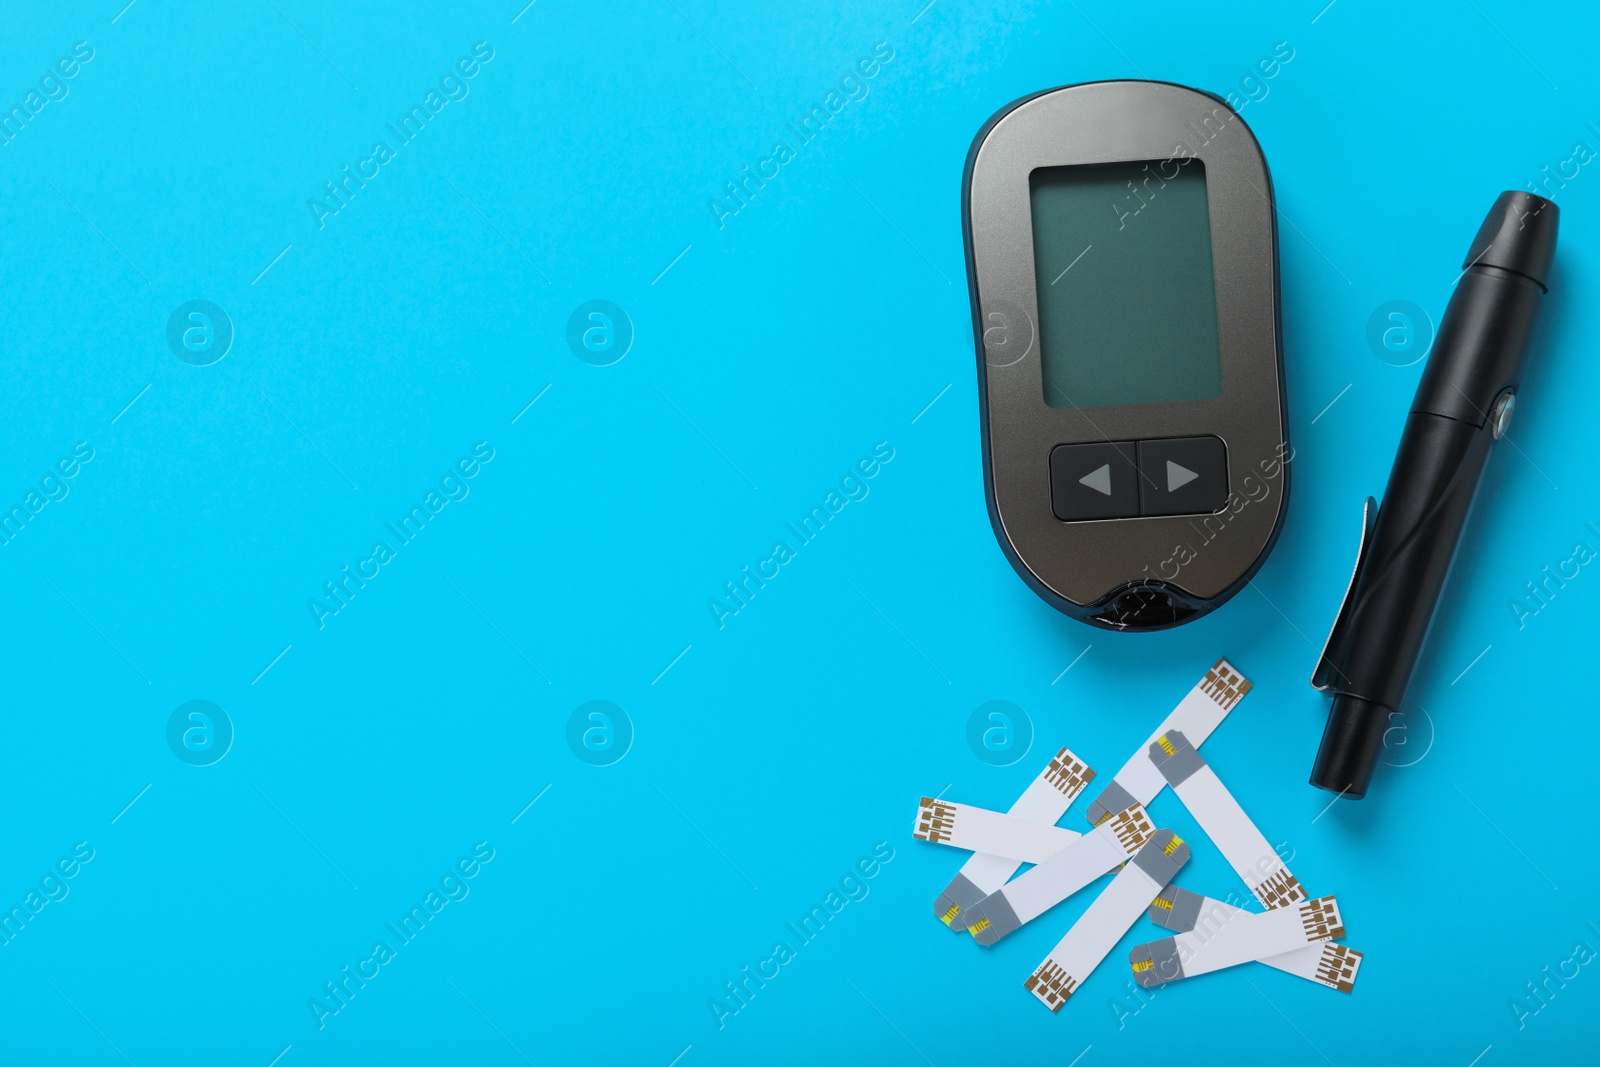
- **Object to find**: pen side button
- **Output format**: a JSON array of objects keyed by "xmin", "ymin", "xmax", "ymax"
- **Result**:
[{"xmin": 1490, "ymin": 390, "xmax": 1516, "ymax": 440}]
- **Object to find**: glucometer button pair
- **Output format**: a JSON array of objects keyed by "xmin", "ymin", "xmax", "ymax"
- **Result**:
[{"xmin": 1049, "ymin": 436, "xmax": 1228, "ymax": 522}]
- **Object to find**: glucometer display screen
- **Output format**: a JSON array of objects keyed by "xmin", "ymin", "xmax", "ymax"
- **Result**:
[{"xmin": 1030, "ymin": 160, "xmax": 1223, "ymax": 408}]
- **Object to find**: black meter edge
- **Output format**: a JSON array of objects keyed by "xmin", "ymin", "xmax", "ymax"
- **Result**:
[{"xmin": 961, "ymin": 80, "xmax": 1290, "ymax": 632}]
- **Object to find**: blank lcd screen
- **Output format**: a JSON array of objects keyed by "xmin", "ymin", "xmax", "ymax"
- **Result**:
[{"xmin": 1030, "ymin": 160, "xmax": 1223, "ymax": 408}]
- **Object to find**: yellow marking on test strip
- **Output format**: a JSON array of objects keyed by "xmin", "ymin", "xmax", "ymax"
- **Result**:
[
  {"xmin": 1131, "ymin": 959, "xmax": 1153, "ymax": 973},
  {"xmin": 939, "ymin": 904, "xmax": 960, "ymax": 925},
  {"xmin": 967, "ymin": 919, "xmax": 991, "ymax": 937},
  {"xmin": 1156, "ymin": 735, "xmax": 1176, "ymax": 756},
  {"xmin": 1151, "ymin": 895, "xmax": 1174, "ymax": 911},
  {"xmin": 1162, "ymin": 835, "xmax": 1183, "ymax": 856}
]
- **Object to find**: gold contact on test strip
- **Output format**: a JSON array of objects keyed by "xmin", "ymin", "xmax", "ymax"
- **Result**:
[
  {"xmin": 1201, "ymin": 660, "xmax": 1253, "ymax": 710},
  {"xmin": 1044, "ymin": 749, "xmax": 1095, "ymax": 799},
  {"xmin": 1162, "ymin": 835, "xmax": 1183, "ymax": 856},
  {"xmin": 967, "ymin": 918, "xmax": 991, "ymax": 937},
  {"xmin": 1256, "ymin": 870, "xmax": 1307, "ymax": 910},
  {"xmin": 1155, "ymin": 734, "xmax": 1176, "ymax": 757},
  {"xmin": 1298, "ymin": 896, "xmax": 1344, "ymax": 941},
  {"xmin": 1150, "ymin": 895, "xmax": 1175, "ymax": 911},
  {"xmin": 914, "ymin": 798, "xmax": 958, "ymax": 844},
  {"xmin": 1110, "ymin": 807, "xmax": 1154, "ymax": 853},
  {"xmin": 1315, "ymin": 943, "xmax": 1362, "ymax": 994},
  {"xmin": 939, "ymin": 903, "xmax": 960, "ymax": 926},
  {"xmin": 1130, "ymin": 959, "xmax": 1154, "ymax": 973},
  {"xmin": 1024, "ymin": 961, "xmax": 1078, "ymax": 1012}
]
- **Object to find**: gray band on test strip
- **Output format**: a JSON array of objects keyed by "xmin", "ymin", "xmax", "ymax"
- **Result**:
[
  {"xmin": 1147, "ymin": 885, "xmax": 1206, "ymax": 933},
  {"xmin": 1084, "ymin": 780, "xmax": 1137, "ymax": 827},
  {"xmin": 1148, "ymin": 730, "xmax": 1205, "ymax": 787},
  {"xmin": 934, "ymin": 874, "xmax": 986, "ymax": 927},
  {"xmin": 1130, "ymin": 937, "xmax": 1186, "ymax": 989},
  {"xmin": 964, "ymin": 892, "xmax": 1022, "ymax": 947},
  {"xmin": 1130, "ymin": 830, "xmax": 1190, "ymax": 885}
]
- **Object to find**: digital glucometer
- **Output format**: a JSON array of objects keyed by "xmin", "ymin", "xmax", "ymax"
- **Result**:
[{"xmin": 963, "ymin": 81, "xmax": 1289, "ymax": 631}]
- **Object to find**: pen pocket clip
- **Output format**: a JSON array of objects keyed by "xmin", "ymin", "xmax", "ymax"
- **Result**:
[{"xmin": 1310, "ymin": 496, "xmax": 1378, "ymax": 692}]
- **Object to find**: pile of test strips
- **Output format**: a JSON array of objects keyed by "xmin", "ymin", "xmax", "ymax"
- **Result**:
[{"xmin": 914, "ymin": 659, "xmax": 1362, "ymax": 1012}]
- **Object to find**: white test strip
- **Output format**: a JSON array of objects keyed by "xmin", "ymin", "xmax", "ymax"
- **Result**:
[
  {"xmin": 962, "ymin": 805, "xmax": 1154, "ymax": 946},
  {"xmin": 913, "ymin": 797, "xmax": 1082, "ymax": 865},
  {"xmin": 1083, "ymin": 658, "xmax": 1252, "ymax": 827},
  {"xmin": 1142, "ymin": 887, "xmax": 1361, "ymax": 992},
  {"xmin": 1131, "ymin": 895, "xmax": 1344, "ymax": 987},
  {"xmin": 931, "ymin": 747, "xmax": 1095, "ymax": 928},
  {"xmin": 1025, "ymin": 830, "xmax": 1191, "ymax": 1012},
  {"xmin": 1148, "ymin": 729, "xmax": 1305, "ymax": 909}
]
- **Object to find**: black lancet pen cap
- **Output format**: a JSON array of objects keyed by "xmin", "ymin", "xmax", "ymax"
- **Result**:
[
  {"xmin": 1465, "ymin": 190, "xmax": 1559, "ymax": 289},
  {"xmin": 1309, "ymin": 191, "xmax": 1559, "ymax": 798}
]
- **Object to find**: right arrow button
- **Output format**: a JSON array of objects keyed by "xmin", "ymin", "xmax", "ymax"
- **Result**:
[
  {"xmin": 1166, "ymin": 460, "xmax": 1199, "ymax": 492},
  {"xmin": 1138, "ymin": 437, "xmax": 1229, "ymax": 517}
]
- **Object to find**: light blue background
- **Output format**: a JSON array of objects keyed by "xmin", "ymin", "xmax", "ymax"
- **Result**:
[{"xmin": 1, "ymin": 1, "xmax": 1596, "ymax": 1064}]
